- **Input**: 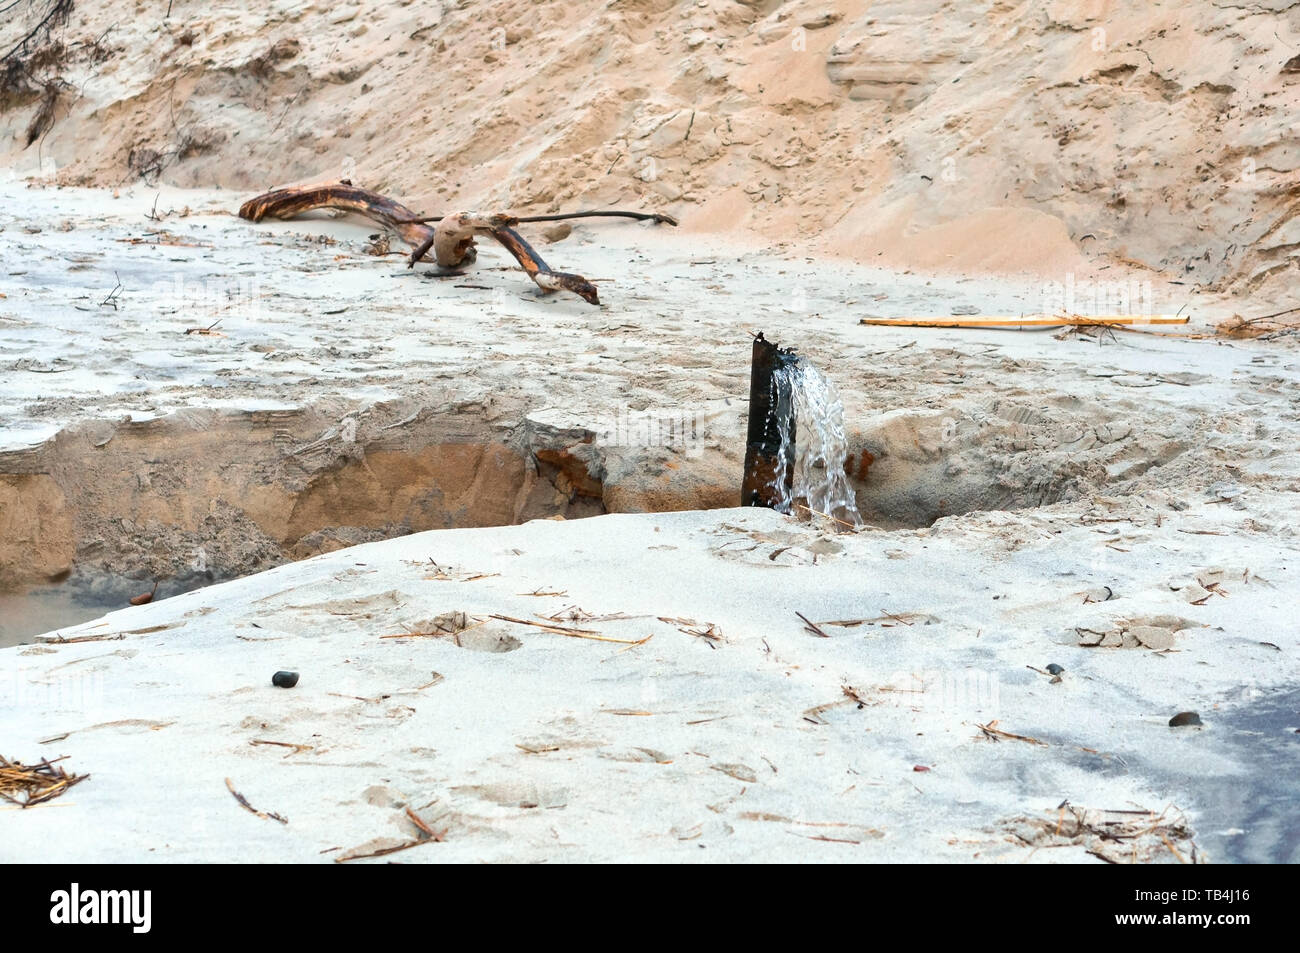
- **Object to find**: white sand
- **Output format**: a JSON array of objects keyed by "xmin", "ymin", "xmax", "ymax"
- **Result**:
[{"xmin": 3, "ymin": 501, "xmax": 1297, "ymax": 863}]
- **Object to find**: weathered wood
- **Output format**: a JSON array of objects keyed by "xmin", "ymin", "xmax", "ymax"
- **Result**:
[
  {"xmin": 396, "ymin": 209, "xmax": 679, "ymax": 227},
  {"xmin": 238, "ymin": 184, "xmax": 601, "ymax": 305},
  {"xmin": 742, "ymin": 332, "xmax": 797, "ymax": 509},
  {"xmin": 486, "ymin": 221, "xmax": 600, "ymax": 304},
  {"xmin": 238, "ymin": 183, "xmax": 434, "ymax": 249}
]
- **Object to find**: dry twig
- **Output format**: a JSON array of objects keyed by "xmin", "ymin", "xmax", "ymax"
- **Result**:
[
  {"xmin": 0, "ymin": 755, "xmax": 87, "ymax": 807},
  {"xmin": 975, "ymin": 720, "xmax": 1049, "ymax": 747},
  {"xmin": 489, "ymin": 613, "xmax": 644, "ymax": 644},
  {"xmin": 224, "ymin": 777, "xmax": 288, "ymax": 823},
  {"xmin": 796, "ymin": 611, "xmax": 829, "ymax": 638}
]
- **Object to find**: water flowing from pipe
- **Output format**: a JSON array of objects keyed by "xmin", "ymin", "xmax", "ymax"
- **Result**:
[{"xmin": 769, "ymin": 358, "xmax": 862, "ymax": 527}]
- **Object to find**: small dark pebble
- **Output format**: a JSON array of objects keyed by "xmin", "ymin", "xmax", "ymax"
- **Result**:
[
  {"xmin": 272, "ymin": 670, "xmax": 299, "ymax": 689},
  {"xmin": 1046, "ymin": 663, "xmax": 1065, "ymax": 676},
  {"xmin": 1169, "ymin": 711, "xmax": 1202, "ymax": 727}
]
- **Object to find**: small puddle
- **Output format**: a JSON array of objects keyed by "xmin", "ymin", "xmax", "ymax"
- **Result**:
[
  {"xmin": 1189, "ymin": 689, "xmax": 1300, "ymax": 864},
  {"xmin": 0, "ymin": 585, "xmax": 120, "ymax": 648}
]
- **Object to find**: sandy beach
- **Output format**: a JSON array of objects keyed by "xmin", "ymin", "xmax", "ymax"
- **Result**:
[
  {"xmin": 2, "ymin": 0, "xmax": 1299, "ymax": 866},
  {"xmin": 2, "ymin": 182, "xmax": 1298, "ymax": 863}
]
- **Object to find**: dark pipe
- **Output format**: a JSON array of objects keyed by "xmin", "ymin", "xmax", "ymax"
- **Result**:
[{"xmin": 742, "ymin": 332, "xmax": 798, "ymax": 508}]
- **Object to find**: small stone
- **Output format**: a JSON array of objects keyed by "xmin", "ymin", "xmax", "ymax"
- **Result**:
[
  {"xmin": 272, "ymin": 670, "xmax": 299, "ymax": 688},
  {"xmin": 542, "ymin": 223, "xmax": 572, "ymax": 243},
  {"xmin": 1046, "ymin": 663, "xmax": 1064, "ymax": 675},
  {"xmin": 1169, "ymin": 711, "xmax": 1202, "ymax": 728}
]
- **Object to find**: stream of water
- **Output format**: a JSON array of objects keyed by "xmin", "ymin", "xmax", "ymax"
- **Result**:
[{"xmin": 769, "ymin": 357, "xmax": 863, "ymax": 526}]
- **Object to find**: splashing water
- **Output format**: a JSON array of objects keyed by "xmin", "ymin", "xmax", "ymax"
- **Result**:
[{"xmin": 770, "ymin": 358, "xmax": 862, "ymax": 526}]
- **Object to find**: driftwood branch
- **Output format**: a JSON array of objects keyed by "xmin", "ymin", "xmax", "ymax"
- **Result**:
[
  {"xmin": 395, "ymin": 209, "xmax": 679, "ymax": 227},
  {"xmin": 239, "ymin": 183, "xmax": 430, "ymax": 246},
  {"xmin": 237, "ymin": 183, "xmax": 674, "ymax": 306}
]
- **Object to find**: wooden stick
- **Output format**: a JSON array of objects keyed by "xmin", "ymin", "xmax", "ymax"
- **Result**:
[
  {"xmin": 975, "ymin": 720, "xmax": 1049, "ymax": 747},
  {"xmin": 488, "ymin": 613, "xmax": 644, "ymax": 643},
  {"xmin": 405, "ymin": 806, "xmax": 440, "ymax": 839},
  {"xmin": 796, "ymin": 611, "xmax": 830, "ymax": 638},
  {"xmin": 859, "ymin": 315, "xmax": 1189, "ymax": 328},
  {"xmin": 38, "ymin": 632, "xmax": 126, "ymax": 644},
  {"xmin": 405, "ymin": 211, "xmax": 599, "ymax": 302},
  {"xmin": 335, "ymin": 835, "xmax": 441, "ymax": 863},
  {"xmin": 224, "ymin": 777, "xmax": 288, "ymax": 823},
  {"xmin": 249, "ymin": 739, "xmax": 313, "ymax": 758},
  {"xmin": 394, "ymin": 209, "xmax": 678, "ymax": 226}
]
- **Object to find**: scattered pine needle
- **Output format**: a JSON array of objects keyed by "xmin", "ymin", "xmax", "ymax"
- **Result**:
[
  {"xmin": 224, "ymin": 777, "xmax": 288, "ymax": 823},
  {"xmin": 381, "ymin": 614, "xmax": 485, "ymax": 640},
  {"xmin": 1007, "ymin": 804, "xmax": 1200, "ymax": 864},
  {"xmin": 860, "ymin": 314, "xmax": 1189, "ymax": 328},
  {"xmin": 37, "ymin": 632, "xmax": 126, "ymax": 644},
  {"xmin": 184, "ymin": 319, "xmax": 224, "ymax": 336},
  {"xmin": 658, "ymin": 616, "xmax": 725, "ymax": 644},
  {"xmin": 615, "ymin": 633, "xmax": 653, "ymax": 651},
  {"xmin": 249, "ymin": 739, "xmax": 313, "ymax": 758},
  {"xmin": 803, "ymin": 699, "xmax": 853, "ymax": 724},
  {"xmin": 516, "ymin": 742, "xmax": 562, "ymax": 754},
  {"xmin": 334, "ymin": 834, "xmax": 442, "ymax": 863},
  {"xmin": 421, "ymin": 566, "xmax": 500, "ymax": 582},
  {"xmin": 489, "ymin": 613, "xmax": 643, "ymax": 643},
  {"xmin": 1160, "ymin": 831, "xmax": 1188, "ymax": 864},
  {"xmin": 841, "ymin": 685, "xmax": 869, "ymax": 706},
  {"xmin": 800, "ymin": 833, "xmax": 861, "ymax": 845},
  {"xmin": 543, "ymin": 606, "xmax": 642, "ymax": 624},
  {"xmin": 404, "ymin": 806, "xmax": 443, "ymax": 840},
  {"xmin": 975, "ymin": 720, "xmax": 1049, "ymax": 747},
  {"xmin": 0, "ymin": 756, "xmax": 88, "ymax": 807},
  {"xmin": 796, "ymin": 611, "xmax": 829, "ymax": 638}
]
